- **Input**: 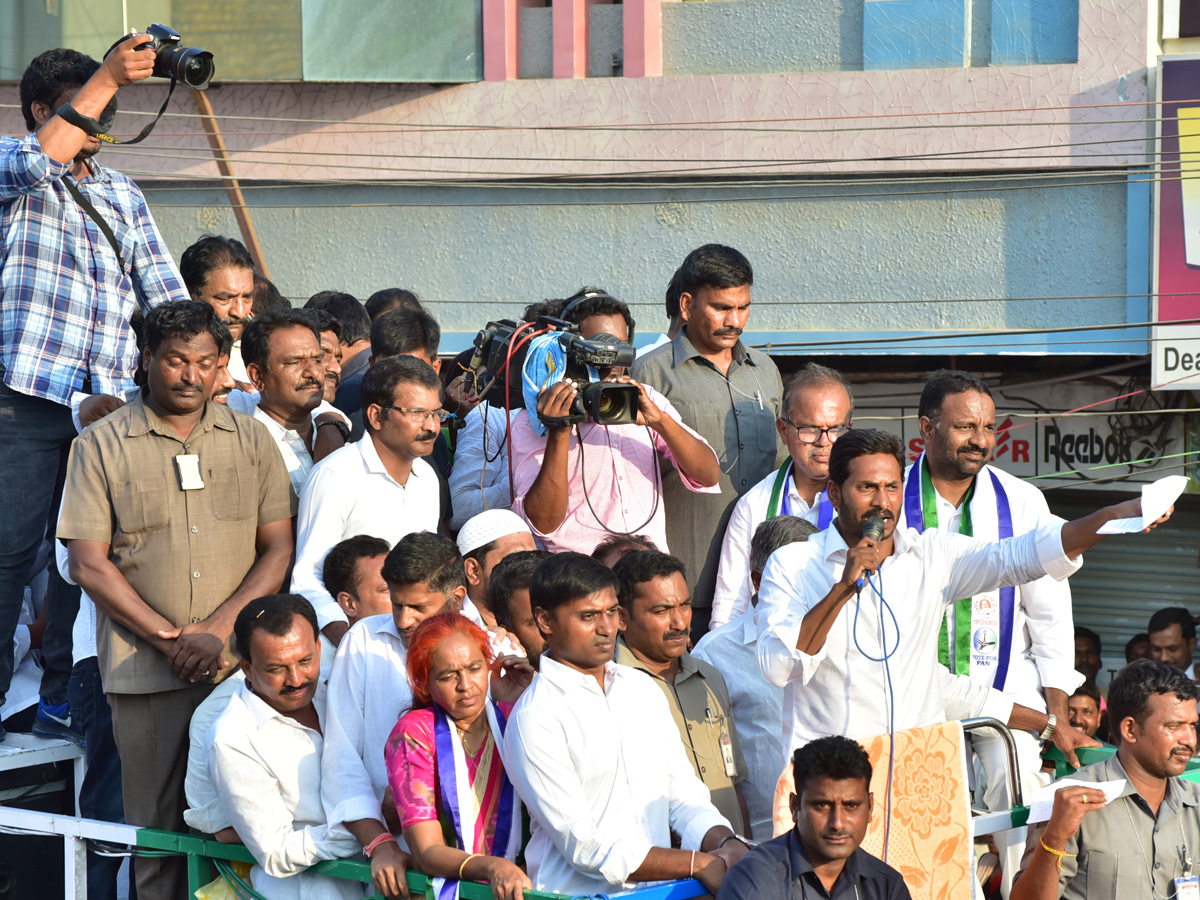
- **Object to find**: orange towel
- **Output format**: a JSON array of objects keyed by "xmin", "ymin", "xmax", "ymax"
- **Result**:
[{"xmin": 772, "ymin": 722, "xmax": 973, "ymax": 900}]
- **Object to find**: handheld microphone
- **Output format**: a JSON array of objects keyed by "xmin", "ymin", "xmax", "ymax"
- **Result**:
[{"xmin": 854, "ymin": 516, "xmax": 887, "ymax": 594}]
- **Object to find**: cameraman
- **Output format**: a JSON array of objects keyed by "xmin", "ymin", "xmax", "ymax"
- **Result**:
[
  {"xmin": 510, "ymin": 289, "xmax": 720, "ymax": 555},
  {"xmin": 0, "ymin": 39, "xmax": 189, "ymax": 745}
]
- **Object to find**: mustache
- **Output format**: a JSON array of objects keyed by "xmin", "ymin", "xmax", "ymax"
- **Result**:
[
  {"xmin": 713, "ymin": 326, "xmax": 743, "ymax": 337},
  {"xmin": 822, "ymin": 830, "xmax": 854, "ymax": 841},
  {"xmin": 664, "ymin": 630, "xmax": 689, "ymax": 642},
  {"xmin": 280, "ymin": 681, "xmax": 315, "ymax": 696},
  {"xmin": 221, "ymin": 315, "xmax": 250, "ymax": 327},
  {"xmin": 959, "ymin": 444, "xmax": 988, "ymax": 455},
  {"xmin": 212, "ymin": 386, "xmax": 233, "ymax": 398},
  {"xmin": 298, "ymin": 379, "xmax": 323, "ymax": 392},
  {"xmin": 415, "ymin": 430, "xmax": 438, "ymax": 441},
  {"xmin": 171, "ymin": 380, "xmax": 202, "ymax": 392}
]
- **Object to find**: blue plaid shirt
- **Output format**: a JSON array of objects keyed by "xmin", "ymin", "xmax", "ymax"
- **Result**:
[{"xmin": 0, "ymin": 133, "xmax": 190, "ymax": 406}]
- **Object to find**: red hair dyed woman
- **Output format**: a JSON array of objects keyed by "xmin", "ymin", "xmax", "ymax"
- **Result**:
[{"xmin": 384, "ymin": 613, "xmax": 535, "ymax": 900}]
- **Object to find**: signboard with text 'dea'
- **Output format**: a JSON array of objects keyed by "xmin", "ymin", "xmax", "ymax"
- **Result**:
[{"xmin": 1154, "ymin": 57, "xmax": 1200, "ymax": 388}]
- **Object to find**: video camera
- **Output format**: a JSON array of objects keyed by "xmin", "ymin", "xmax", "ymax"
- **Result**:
[{"xmin": 467, "ymin": 315, "xmax": 640, "ymax": 428}]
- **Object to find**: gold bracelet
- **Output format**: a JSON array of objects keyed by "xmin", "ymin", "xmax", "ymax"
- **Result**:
[
  {"xmin": 1038, "ymin": 838, "xmax": 1076, "ymax": 873},
  {"xmin": 459, "ymin": 853, "xmax": 483, "ymax": 880}
]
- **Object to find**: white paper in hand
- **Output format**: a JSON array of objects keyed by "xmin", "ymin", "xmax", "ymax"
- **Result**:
[
  {"xmin": 1097, "ymin": 475, "xmax": 1188, "ymax": 535},
  {"xmin": 1026, "ymin": 778, "xmax": 1127, "ymax": 824}
]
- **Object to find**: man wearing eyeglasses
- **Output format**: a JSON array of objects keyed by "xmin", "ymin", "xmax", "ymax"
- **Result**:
[
  {"xmin": 291, "ymin": 356, "xmax": 446, "ymax": 647},
  {"xmin": 711, "ymin": 364, "xmax": 852, "ymax": 628}
]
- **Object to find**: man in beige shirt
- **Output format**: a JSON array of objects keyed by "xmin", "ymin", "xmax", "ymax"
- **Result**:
[
  {"xmin": 59, "ymin": 301, "xmax": 294, "ymax": 900},
  {"xmin": 613, "ymin": 549, "xmax": 751, "ymax": 837},
  {"xmin": 1014, "ymin": 659, "xmax": 1200, "ymax": 900}
]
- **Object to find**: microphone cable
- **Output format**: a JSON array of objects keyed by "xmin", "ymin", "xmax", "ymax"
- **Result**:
[{"xmin": 852, "ymin": 562, "xmax": 900, "ymax": 862}]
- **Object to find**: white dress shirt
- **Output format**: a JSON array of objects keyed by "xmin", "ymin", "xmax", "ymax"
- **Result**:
[
  {"xmin": 208, "ymin": 681, "xmax": 363, "ymax": 900},
  {"xmin": 692, "ymin": 608, "xmax": 783, "ymax": 840},
  {"xmin": 293, "ymin": 436, "xmax": 441, "ymax": 629},
  {"xmin": 185, "ymin": 636, "xmax": 336, "ymax": 835},
  {"xmin": 320, "ymin": 614, "xmax": 413, "ymax": 834},
  {"xmin": 448, "ymin": 401, "xmax": 514, "ymax": 531},
  {"xmin": 900, "ymin": 460, "xmax": 1084, "ymax": 712},
  {"xmin": 757, "ymin": 521, "xmax": 1080, "ymax": 765},
  {"xmin": 711, "ymin": 467, "xmax": 823, "ymax": 628},
  {"xmin": 227, "ymin": 342, "xmax": 249, "ymax": 384},
  {"xmin": 225, "ymin": 391, "xmax": 350, "ymax": 500},
  {"xmin": 499, "ymin": 655, "xmax": 730, "ymax": 896}
]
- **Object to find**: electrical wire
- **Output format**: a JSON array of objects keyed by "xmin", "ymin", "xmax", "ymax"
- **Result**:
[
  {"xmin": 751, "ymin": 317, "xmax": 1200, "ymax": 352},
  {"xmin": 126, "ymin": 167, "xmax": 1169, "ymax": 193},
  {"xmin": 83, "ymin": 125, "xmax": 1194, "ymax": 169},
  {"xmin": 105, "ymin": 168, "xmax": 1200, "ymax": 213},
  {"xmin": 4, "ymin": 93, "xmax": 1197, "ymax": 131}
]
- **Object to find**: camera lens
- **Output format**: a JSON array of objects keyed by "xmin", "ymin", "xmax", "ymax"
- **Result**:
[
  {"xmin": 583, "ymin": 383, "xmax": 638, "ymax": 426},
  {"xmin": 597, "ymin": 391, "xmax": 619, "ymax": 420},
  {"xmin": 157, "ymin": 45, "xmax": 215, "ymax": 89},
  {"xmin": 176, "ymin": 49, "xmax": 215, "ymax": 88}
]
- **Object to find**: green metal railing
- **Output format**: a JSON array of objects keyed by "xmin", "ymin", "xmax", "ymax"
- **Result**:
[{"xmin": 135, "ymin": 827, "xmax": 707, "ymax": 900}]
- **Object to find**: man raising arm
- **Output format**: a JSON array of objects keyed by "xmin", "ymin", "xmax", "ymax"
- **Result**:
[{"xmin": 758, "ymin": 429, "xmax": 1169, "ymax": 766}]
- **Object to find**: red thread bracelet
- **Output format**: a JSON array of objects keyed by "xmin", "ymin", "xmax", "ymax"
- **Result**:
[{"xmin": 363, "ymin": 833, "xmax": 397, "ymax": 858}]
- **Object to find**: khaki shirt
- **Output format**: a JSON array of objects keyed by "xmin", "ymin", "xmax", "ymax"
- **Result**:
[
  {"xmin": 616, "ymin": 639, "xmax": 749, "ymax": 835},
  {"xmin": 58, "ymin": 393, "xmax": 293, "ymax": 694},
  {"xmin": 1024, "ymin": 754, "xmax": 1200, "ymax": 900},
  {"xmin": 631, "ymin": 332, "xmax": 784, "ymax": 609}
]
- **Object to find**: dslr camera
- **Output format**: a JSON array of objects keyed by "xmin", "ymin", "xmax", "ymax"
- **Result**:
[
  {"xmin": 467, "ymin": 315, "xmax": 640, "ymax": 428},
  {"xmin": 135, "ymin": 24, "xmax": 215, "ymax": 89}
]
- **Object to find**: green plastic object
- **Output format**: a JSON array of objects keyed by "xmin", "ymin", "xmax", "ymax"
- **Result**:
[
  {"xmin": 137, "ymin": 828, "xmax": 587, "ymax": 900},
  {"xmin": 1045, "ymin": 743, "xmax": 1200, "ymax": 781},
  {"xmin": 1042, "ymin": 744, "xmax": 1117, "ymax": 779}
]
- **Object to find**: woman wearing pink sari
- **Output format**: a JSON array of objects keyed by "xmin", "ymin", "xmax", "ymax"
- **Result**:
[{"xmin": 385, "ymin": 613, "xmax": 534, "ymax": 900}]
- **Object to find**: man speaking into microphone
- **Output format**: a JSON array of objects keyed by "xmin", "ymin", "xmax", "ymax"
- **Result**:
[{"xmin": 756, "ymin": 429, "xmax": 1170, "ymax": 765}]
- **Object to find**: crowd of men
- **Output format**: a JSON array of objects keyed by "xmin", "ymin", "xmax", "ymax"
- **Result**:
[{"xmin": 2, "ymin": 38, "xmax": 1197, "ymax": 900}]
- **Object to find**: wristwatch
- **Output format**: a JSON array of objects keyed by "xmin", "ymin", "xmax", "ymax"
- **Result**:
[{"xmin": 1039, "ymin": 713, "xmax": 1057, "ymax": 741}]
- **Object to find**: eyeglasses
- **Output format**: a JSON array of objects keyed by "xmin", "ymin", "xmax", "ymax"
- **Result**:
[
  {"xmin": 383, "ymin": 406, "xmax": 451, "ymax": 424},
  {"xmin": 781, "ymin": 422, "xmax": 850, "ymax": 444}
]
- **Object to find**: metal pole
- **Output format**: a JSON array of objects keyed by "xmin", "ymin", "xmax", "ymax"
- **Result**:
[{"xmin": 189, "ymin": 89, "xmax": 271, "ymax": 279}]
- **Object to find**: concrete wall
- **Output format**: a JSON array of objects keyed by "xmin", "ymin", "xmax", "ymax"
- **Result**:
[
  {"xmin": 142, "ymin": 174, "xmax": 1128, "ymax": 353},
  {"xmin": 516, "ymin": 0, "xmax": 1075, "ymax": 78},
  {"xmin": 520, "ymin": 4, "xmax": 623, "ymax": 79},
  {"xmin": 664, "ymin": 0, "xmax": 864, "ymax": 74}
]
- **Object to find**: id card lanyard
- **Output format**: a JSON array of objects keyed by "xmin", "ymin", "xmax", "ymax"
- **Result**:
[{"xmin": 1124, "ymin": 800, "xmax": 1195, "ymax": 899}]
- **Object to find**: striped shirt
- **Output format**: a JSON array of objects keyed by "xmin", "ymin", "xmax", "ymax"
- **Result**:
[{"xmin": 0, "ymin": 133, "xmax": 189, "ymax": 405}]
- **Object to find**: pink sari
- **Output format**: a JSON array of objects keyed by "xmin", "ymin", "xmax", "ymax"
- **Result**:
[{"xmin": 384, "ymin": 703, "xmax": 514, "ymax": 855}]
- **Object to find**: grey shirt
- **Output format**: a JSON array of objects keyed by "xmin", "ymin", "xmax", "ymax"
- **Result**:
[
  {"xmin": 631, "ymin": 330, "xmax": 783, "ymax": 609},
  {"xmin": 1029, "ymin": 754, "xmax": 1200, "ymax": 900}
]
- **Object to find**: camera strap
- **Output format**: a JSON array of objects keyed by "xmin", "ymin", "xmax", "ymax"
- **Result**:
[
  {"xmin": 62, "ymin": 175, "xmax": 127, "ymax": 277},
  {"xmin": 537, "ymin": 412, "xmax": 585, "ymax": 429},
  {"xmin": 56, "ymin": 78, "xmax": 177, "ymax": 146}
]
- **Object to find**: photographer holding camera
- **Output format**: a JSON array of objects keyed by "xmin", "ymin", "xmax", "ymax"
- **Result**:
[
  {"xmin": 0, "ymin": 37, "xmax": 192, "ymax": 755},
  {"xmin": 508, "ymin": 289, "xmax": 721, "ymax": 555}
]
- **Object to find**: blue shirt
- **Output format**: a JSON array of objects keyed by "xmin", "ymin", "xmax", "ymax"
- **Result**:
[{"xmin": 0, "ymin": 133, "xmax": 189, "ymax": 405}]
